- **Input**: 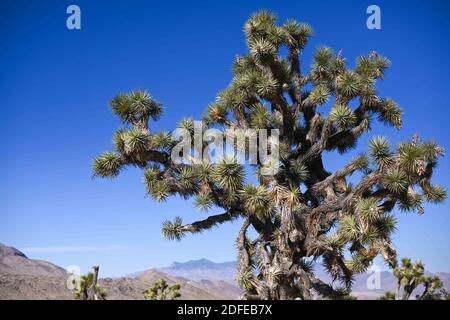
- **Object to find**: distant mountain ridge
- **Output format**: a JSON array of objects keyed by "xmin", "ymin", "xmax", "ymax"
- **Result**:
[
  {"xmin": 158, "ymin": 259, "xmax": 236, "ymax": 284},
  {"xmin": 167, "ymin": 258, "xmax": 236, "ymax": 270}
]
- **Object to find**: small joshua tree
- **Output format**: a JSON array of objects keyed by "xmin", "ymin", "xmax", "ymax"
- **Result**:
[
  {"xmin": 73, "ymin": 266, "xmax": 107, "ymax": 300},
  {"xmin": 144, "ymin": 279, "xmax": 181, "ymax": 300},
  {"xmin": 93, "ymin": 11, "xmax": 446, "ymax": 299},
  {"xmin": 379, "ymin": 258, "xmax": 447, "ymax": 300}
]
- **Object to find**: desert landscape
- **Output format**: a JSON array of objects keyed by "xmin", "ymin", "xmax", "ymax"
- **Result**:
[{"xmin": 2, "ymin": 243, "xmax": 448, "ymax": 300}]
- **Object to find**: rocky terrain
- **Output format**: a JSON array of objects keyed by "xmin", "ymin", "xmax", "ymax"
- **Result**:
[{"xmin": 99, "ymin": 269, "xmax": 240, "ymax": 300}]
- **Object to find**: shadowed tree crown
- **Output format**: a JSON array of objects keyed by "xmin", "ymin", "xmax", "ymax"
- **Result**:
[{"xmin": 93, "ymin": 11, "xmax": 446, "ymax": 300}]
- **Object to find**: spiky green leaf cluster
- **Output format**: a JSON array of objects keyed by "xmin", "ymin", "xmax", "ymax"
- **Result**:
[
  {"xmin": 339, "ymin": 215, "xmax": 359, "ymax": 241},
  {"xmin": 369, "ymin": 136, "xmax": 392, "ymax": 167},
  {"xmin": 162, "ymin": 217, "xmax": 185, "ymax": 241},
  {"xmin": 383, "ymin": 169, "xmax": 407, "ymax": 194},
  {"xmin": 307, "ymin": 84, "xmax": 330, "ymax": 105},
  {"xmin": 358, "ymin": 198, "xmax": 382, "ymax": 222},
  {"xmin": 313, "ymin": 46, "xmax": 334, "ymax": 69},
  {"xmin": 378, "ymin": 99, "xmax": 403, "ymax": 129},
  {"xmin": 152, "ymin": 131, "xmax": 174, "ymax": 151},
  {"xmin": 149, "ymin": 180, "xmax": 170, "ymax": 202},
  {"xmin": 214, "ymin": 159, "xmax": 244, "ymax": 192},
  {"xmin": 240, "ymin": 184, "xmax": 270, "ymax": 217},
  {"xmin": 355, "ymin": 53, "xmax": 390, "ymax": 79},
  {"xmin": 351, "ymin": 154, "xmax": 369, "ymax": 171},
  {"xmin": 336, "ymin": 71, "xmax": 360, "ymax": 98},
  {"xmin": 123, "ymin": 128, "xmax": 151, "ymax": 154},
  {"xmin": 237, "ymin": 269, "xmax": 255, "ymax": 291},
  {"xmin": 195, "ymin": 193, "xmax": 213, "ymax": 212},
  {"xmin": 329, "ymin": 104, "xmax": 356, "ymax": 130},
  {"xmin": 250, "ymin": 103, "xmax": 271, "ymax": 129},
  {"xmin": 282, "ymin": 20, "xmax": 312, "ymax": 50},
  {"xmin": 93, "ymin": 152, "xmax": 120, "ymax": 178},
  {"xmin": 110, "ymin": 90, "xmax": 162, "ymax": 124}
]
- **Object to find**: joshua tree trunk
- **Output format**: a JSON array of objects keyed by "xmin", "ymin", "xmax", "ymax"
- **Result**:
[{"xmin": 90, "ymin": 266, "xmax": 101, "ymax": 300}]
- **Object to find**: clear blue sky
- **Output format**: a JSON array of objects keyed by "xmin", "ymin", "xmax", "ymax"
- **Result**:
[{"xmin": 0, "ymin": 0, "xmax": 449, "ymax": 277}]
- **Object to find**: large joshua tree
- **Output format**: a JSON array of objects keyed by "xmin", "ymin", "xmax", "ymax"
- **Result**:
[{"xmin": 93, "ymin": 12, "xmax": 446, "ymax": 299}]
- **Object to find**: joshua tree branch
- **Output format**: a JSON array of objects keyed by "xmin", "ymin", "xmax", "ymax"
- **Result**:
[{"xmin": 181, "ymin": 211, "xmax": 239, "ymax": 233}]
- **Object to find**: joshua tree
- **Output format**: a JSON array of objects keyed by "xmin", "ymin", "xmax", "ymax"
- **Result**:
[
  {"xmin": 144, "ymin": 279, "xmax": 182, "ymax": 300},
  {"xmin": 379, "ymin": 258, "xmax": 447, "ymax": 300},
  {"xmin": 73, "ymin": 266, "xmax": 107, "ymax": 300},
  {"xmin": 93, "ymin": 11, "xmax": 446, "ymax": 299}
]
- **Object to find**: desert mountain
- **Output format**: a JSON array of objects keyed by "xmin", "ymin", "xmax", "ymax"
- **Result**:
[
  {"xmin": 0, "ymin": 243, "xmax": 72, "ymax": 299},
  {"xmin": 0, "ymin": 243, "xmax": 66, "ymax": 277}
]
